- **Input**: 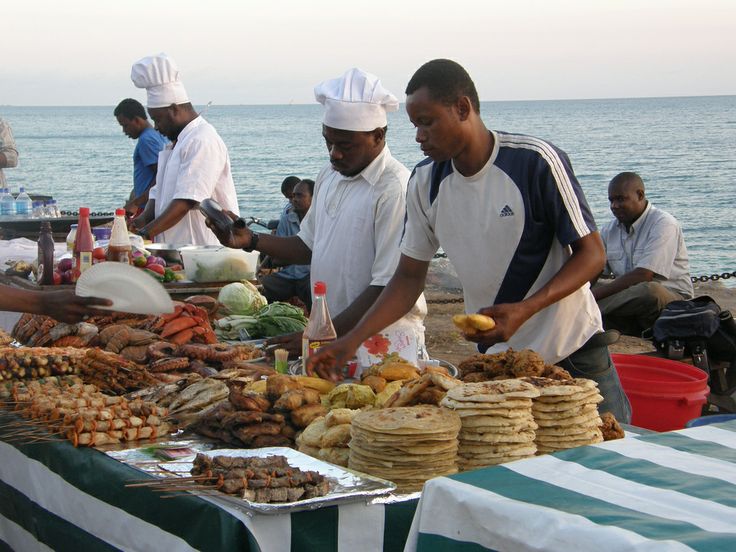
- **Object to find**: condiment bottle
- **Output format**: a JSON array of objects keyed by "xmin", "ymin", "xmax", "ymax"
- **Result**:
[
  {"xmin": 107, "ymin": 208, "xmax": 132, "ymax": 263},
  {"xmin": 301, "ymin": 281, "xmax": 337, "ymax": 372},
  {"xmin": 37, "ymin": 221, "xmax": 55, "ymax": 285},
  {"xmin": 73, "ymin": 207, "xmax": 94, "ymax": 279},
  {"xmin": 66, "ymin": 224, "xmax": 78, "ymax": 252}
]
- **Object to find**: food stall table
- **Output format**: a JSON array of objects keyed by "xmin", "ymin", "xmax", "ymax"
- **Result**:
[
  {"xmin": 406, "ymin": 420, "xmax": 736, "ymax": 551},
  {"xmin": 0, "ymin": 418, "xmax": 418, "ymax": 552}
]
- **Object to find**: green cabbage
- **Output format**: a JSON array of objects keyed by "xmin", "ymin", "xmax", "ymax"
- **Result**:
[{"xmin": 217, "ymin": 281, "xmax": 267, "ymax": 315}]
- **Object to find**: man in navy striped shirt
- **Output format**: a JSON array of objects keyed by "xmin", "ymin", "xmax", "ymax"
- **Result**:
[{"xmin": 308, "ymin": 59, "xmax": 631, "ymax": 423}]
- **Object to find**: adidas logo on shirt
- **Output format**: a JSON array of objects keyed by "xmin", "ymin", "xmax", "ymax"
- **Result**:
[{"xmin": 499, "ymin": 205, "xmax": 514, "ymax": 217}]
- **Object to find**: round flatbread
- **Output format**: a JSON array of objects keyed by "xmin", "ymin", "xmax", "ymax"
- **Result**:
[
  {"xmin": 460, "ymin": 445, "xmax": 537, "ymax": 459},
  {"xmin": 535, "ymin": 429, "xmax": 603, "ymax": 444},
  {"xmin": 534, "ymin": 389, "xmax": 601, "ymax": 404},
  {"xmin": 460, "ymin": 413, "xmax": 535, "ymax": 427},
  {"xmin": 532, "ymin": 394, "xmax": 604, "ymax": 411},
  {"xmin": 532, "ymin": 403, "xmax": 598, "ymax": 419},
  {"xmin": 444, "ymin": 380, "xmax": 540, "ymax": 403},
  {"xmin": 462, "ymin": 421, "xmax": 538, "ymax": 434},
  {"xmin": 535, "ymin": 423, "xmax": 602, "ymax": 437},
  {"xmin": 535, "ymin": 414, "xmax": 602, "ymax": 428},
  {"xmin": 522, "ymin": 377, "xmax": 597, "ymax": 396},
  {"xmin": 441, "ymin": 397, "xmax": 533, "ymax": 410},
  {"xmin": 325, "ymin": 408, "xmax": 359, "ymax": 428},
  {"xmin": 352, "ymin": 405, "xmax": 461, "ymax": 435},
  {"xmin": 459, "ymin": 429, "xmax": 536, "ymax": 444},
  {"xmin": 458, "ymin": 441, "xmax": 536, "ymax": 454}
]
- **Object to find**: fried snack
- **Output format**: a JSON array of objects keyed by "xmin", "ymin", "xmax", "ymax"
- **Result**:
[
  {"xmin": 379, "ymin": 362, "xmax": 420, "ymax": 382},
  {"xmin": 291, "ymin": 404, "xmax": 329, "ymax": 428},
  {"xmin": 324, "ymin": 408, "xmax": 359, "ymax": 427},
  {"xmin": 362, "ymin": 375, "xmax": 387, "ymax": 394},
  {"xmin": 452, "ymin": 314, "xmax": 496, "ymax": 335},
  {"xmin": 266, "ymin": 374, "xmax": 302, "ymax": 400},
  {"xmin": 374, "ymin": 380, "xmax": 404, "ymax": 408},
  {"xmin": 321, "ymin": 424, "xmax": 352, "ymax": 448},
  {"xmin": 293, "ymin": 375, "xmax": 335, "ymax": 394},
  {"xmin": 600, "ymin": 412, "xmax": 625, "ymax": 441},
  {"xmin": 325, "ymin": 384, "xmax": 375, "ymax": 409},
  {"xmin": 296, "ymin": 417, "xmax": 327, "ymax": 447}
]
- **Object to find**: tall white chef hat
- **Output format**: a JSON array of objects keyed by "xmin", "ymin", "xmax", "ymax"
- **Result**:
[
  {"xmin": 314, "ymin": 68, "xmax": 399, "ymax": 132},
  {"xmin": 131, "ymin": 53, "xmax": 190, "ymax": 109}
]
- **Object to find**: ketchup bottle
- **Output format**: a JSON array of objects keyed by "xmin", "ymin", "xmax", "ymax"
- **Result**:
[
  {"xmin": 73, "ymin": 207, "xmax": 94, "ymax": 280},
  {"xmin": 301, "ymin": 281, "xmax": 337, "ymax": 372}
]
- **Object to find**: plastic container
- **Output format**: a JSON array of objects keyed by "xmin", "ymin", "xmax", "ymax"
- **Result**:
[
  {"xmin": 685, "ymin": 414, "xmax": 736, "ymax": 428},
  {"xmin": 66, "ymin": 224, "xmax": 78, "ymax": 252},
  {"xmin": 302, "ymin": 281, "xmax": 337, "ymax": 372},
  {"xmin": 15, "ymin": 187, "xmax": 32, "ymax": 216},
  {"xmin": 612, "ymin": 353, "xmax": 709, "ymax": 432},
  {"xmin": 92, "ymin": 227, "xmax": 112, "ymax": 241},
  {"xmin": 107, "ymin": 208, "xmax": 132, "ymax": 263},
  {"xmin": 180, "ymin": 247, "xmax": 258, "ymax": 282},
  {"xmin": 0, "ymin": 188, "xmax": 15, "ymax": 217}
]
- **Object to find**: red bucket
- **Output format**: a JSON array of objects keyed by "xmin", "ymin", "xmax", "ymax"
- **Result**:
[{"xmin": 612, "ymin": 354, "xmax": 709, "ymax": 432}]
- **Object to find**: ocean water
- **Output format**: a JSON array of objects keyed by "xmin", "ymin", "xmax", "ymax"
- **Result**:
[{"xmin": 1, "ymin": 96, "xmax": 734, "ymax": 278}]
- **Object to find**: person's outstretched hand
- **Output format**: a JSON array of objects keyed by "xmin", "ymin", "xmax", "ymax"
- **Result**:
[
  {"xmin": 304, "ymin": 336, "xmax": 359, "ymax": 382},
  {"xmin": 36, "ymin": 290, "xmax": 112, "ymax": 323},
  {"xmin": 265, "ymin": 331, "xmax": 303, "ymax": 359},
  {"xmin": 203, "ymin": 210, "xmax": 254, "ymax": 250}
]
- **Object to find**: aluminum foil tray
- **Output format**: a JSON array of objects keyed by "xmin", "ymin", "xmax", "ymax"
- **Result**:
[{"xmin": 111, "ymin": 443, "xmax": 397, "ymax": 514}]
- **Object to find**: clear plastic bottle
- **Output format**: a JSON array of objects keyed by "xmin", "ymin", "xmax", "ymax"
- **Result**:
[
  {"xmin": 301, "ymin": 281, "xmax": 337, "ymax": 372},
  {"xmin": 31, "ymin": 201, "xmax": 41, "ymax": 218},
  {"xmin": 37, "ymin": 221, "xmax": 55, "ymax": 285},
  {"xmin": 73, "ymin": 207, "xmax": 95, "ymax": 279},
  {"xmin": 0, "ymin": 188, "xmax": 15, "ymax": 217},
  {"xmin": 107, "ymin": 208, "xmax": 132, "ymax": 263},
  {"xmin": 66, "ymin": 224, "xmax": 78, "ymax": 252},
  {"xmin": 15, "ymin": 187, "xmax": 32, "ymax": 217}
]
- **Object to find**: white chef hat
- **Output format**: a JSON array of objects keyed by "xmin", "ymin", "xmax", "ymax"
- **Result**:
[
  {"xmin": 130, "ymin": 53, "xmax": 190, "ymax": 109},
  {"xmin": 314, "ymin": 68, "xmax": 399, "ymax": 132}
]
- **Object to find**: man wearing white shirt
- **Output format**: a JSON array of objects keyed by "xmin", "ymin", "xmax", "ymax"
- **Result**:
[
  {"xmin": 207, "ymin": 68, "xmax": 426, "ymax": 357},
  {"xmin": 130, "ymin": 53, "xmax": 239, "ymax": 244},
  {"xmin": 595, "ymin": 172, "xmax": 693, "ymax": 335}
]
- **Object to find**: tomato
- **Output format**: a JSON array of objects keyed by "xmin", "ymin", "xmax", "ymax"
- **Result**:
[
  {"xmin": 146, "ymin": 263, "xmax": 166, "ymax": 276},
  {"xmin": 92, "ymin": 247, "xmax": 106, "ymax": 261},
  {"xmin": 52, "ymin": 271, "xmax": 62, "ymax": 285}
]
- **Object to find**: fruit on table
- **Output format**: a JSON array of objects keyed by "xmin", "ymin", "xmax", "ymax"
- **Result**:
[
  {"xmin": 92, "ymin": 247, "xmax": 106, "ymax": 261},
  {"xmin": 52, "ymin": 271, "xmax": 62, "ymax": 285},
  {"xmin": 57, "ymin": 258, "xmax": 73, "ymax": 272}
]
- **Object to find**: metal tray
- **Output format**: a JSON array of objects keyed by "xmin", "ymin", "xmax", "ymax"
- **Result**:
[{"xmin": 112, "ymin": 443, "xmax": 396, "ymax": 514}]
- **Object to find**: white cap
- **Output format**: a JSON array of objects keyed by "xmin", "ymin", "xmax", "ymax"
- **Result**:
[
  {"xmin": 131, "ymin": 53, "xmax": 190, "ymax": 108},
  {"xmin": 314, "ymin": 68, "xmax": 399, "ymax": 132}
]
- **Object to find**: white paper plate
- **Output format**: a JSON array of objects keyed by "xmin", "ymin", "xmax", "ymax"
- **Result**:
[{"xmin": 75, "ymin": 262, "xmax": 175, "ymax": 315}]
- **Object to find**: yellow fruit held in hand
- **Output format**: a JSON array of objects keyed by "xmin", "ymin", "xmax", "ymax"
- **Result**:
[{"xmin": 453, "ymin": 313, "xmax": 496, "ymax": 335}]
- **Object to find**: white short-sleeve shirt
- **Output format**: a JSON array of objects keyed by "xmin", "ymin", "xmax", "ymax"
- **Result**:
[
  {"xmin": 401, "ymin": 131, "xmax": 602, "ymax": 364},
  {"xmin": 150, "ymin": 116, "xmax": 239, "ymax": 245},
  {"xmin": 298, "ymin": 146, "xmax": 426, "ymax": 325},
  {"xmin": 600, "ymin": 203, "xmax": 693, "ymax": 298}
]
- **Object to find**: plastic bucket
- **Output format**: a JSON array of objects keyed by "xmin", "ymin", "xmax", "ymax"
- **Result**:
[
  {"xmin": 685, "ymin": 414, "xmax": 736, "ymax": 428},
  {"xmin": 612, "ymin": 354, "xmax": 709, "ymax": 432}
]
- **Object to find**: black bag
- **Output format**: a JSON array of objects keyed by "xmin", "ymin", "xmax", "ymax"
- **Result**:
[{"xmin": 650, "ymin": 296, "xmax": 736, "ymax": 393}]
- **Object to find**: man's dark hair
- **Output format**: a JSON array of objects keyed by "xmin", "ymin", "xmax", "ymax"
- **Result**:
[
  {"xmin": 281, "ymin": 176, "xmax": 301, "ymax": 196},
  {"xmin": 405, "ymin": 59, "xmax": 480, "ymax": 113},
  {"xmin": 298, "ymin": 178, "xmax": 315, "ymax": 195},
  {"xmin": 114, "ymin": 98, "xmax": 147, "ymax": 120},
  {"xmin": 610, "ymin": 171, "xmax": 644, "ymax": 191}
]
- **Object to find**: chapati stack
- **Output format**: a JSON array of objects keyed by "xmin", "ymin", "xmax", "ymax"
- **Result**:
[
  {"xmin": 349, "ymin": 405, "xmax": 461, "ymax": 492},
  {"xmin": 439, "ymin": 380, "xmax": 540, "ymax": 471},
  {"xmin": 523, "ymin": 377, "xmax": 604, "ymax": 453}
]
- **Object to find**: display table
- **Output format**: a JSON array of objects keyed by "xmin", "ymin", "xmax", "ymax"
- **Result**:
[
  {"xmin": 0, "ymin": 420, "xmax": 418, "ymax": 552},
  {"xmin": 406, "ymin": 420, "xmax": 736, "ymax": 551}
]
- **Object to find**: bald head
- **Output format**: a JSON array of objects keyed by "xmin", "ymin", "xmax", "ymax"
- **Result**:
[{"xmin": 608, "ymin": 172, "xmax": 647, "ymax": 228}]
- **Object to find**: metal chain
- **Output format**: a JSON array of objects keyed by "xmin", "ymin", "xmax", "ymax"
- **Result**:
[{"xmin": 691, "ymin": 271, "xmax": 736, "ymax": 283}]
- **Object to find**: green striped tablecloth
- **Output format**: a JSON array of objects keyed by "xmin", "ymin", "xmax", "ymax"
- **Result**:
[
  {"xmin": 0, "ymin": 427, "xmax": 417, "ymax": 551},
  {"xmin": 407, "ymin": 420, "xmax": 736, "ymax": 551}
]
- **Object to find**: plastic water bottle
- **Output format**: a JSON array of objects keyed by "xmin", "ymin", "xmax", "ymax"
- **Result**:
[
  {"xmin": 48, "ymin": 199, "xmax": 60, "ymax": 218},
  {"xmin": 0, "ymin": 188, "xmax": 15, "ymax": 217},
  {"xmin": 30, "ymin": 201, "xmax": 41, "ymax": 218},
  {"xmin": 14, "ymin": 187, "xmax": 32, "ymax": 217}
]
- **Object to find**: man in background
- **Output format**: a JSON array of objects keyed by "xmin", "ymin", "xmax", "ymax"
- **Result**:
[
  {"xmin": 260, "ymin": 178, "xmax": 314, "ymax": 310},
  {"xmin": 265, "ymin": 175, "xmax": 301, "ymax": 230},
  {"xmin": 594, "ymin": 171, "xmax": 693, "ymax": 335},
  {"xmin": 113, "ymin": 98, "xmax": 168, "ymax": 217},
  {"xmin": 130, "ymin": 53, "xmax": 239, "ymax": 244},
  {"xmin": 0, "ymin": 117, "xmax": 18, "ymax": 189}
]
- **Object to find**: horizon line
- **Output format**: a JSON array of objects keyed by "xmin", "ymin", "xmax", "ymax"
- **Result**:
[{"xmin": 1, "ymin": 93, "xmax": 733, "ymax": 109}]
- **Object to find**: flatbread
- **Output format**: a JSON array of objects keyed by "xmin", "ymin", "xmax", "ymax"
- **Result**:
[
  {"xmin": 318, "ymin": 447, "xmax": 350, "ymax": 466},
  {"xmin": 535, "ymin": 429, "xmax": 603, "ymax": 444},
  {"xmin": 534, "ymin": 389, "xmax": 601, "ymax": 404},
  {"xmin": 444, "ymin": 380, "xmax": 540, "ymax": 403},
  {"xmin": 460, "ymin": 413, "xmax": 536, "ymax": 427},
  {"xmin": 535, "ymin": 414, "xmax": 602, "ymax": 428},
  {"xmin": 458, "ymin": 441, "xmax": 537, "ymax": 454},
  {"xmin": 455, "ymin": 407, "xmax": 534, "ymax": 418},
  {"xmin": 532, "ymin": 403, "xmax": 598, "ymax": 419},
  {"xmin": 441, "ymin": 397, "xmax": 533, "ymax": 410},
  {"xmin": 461, "ymin": 422, "xmax": 538, "ymax": 434},
  {"xmin": 460, "ymin": 445, "xmax": 537, "ymax": 459},
  {"xmin": 325, "ymin": 408, "xmax": 359, "ymax": 427},
  {"xmin": 459, "ymin": 430, "xmax": 536, "ymax": 444},
  {"xmin": 352, "ymin": 405, "xmax": 461, "ymax": 435},
  {"xmin": 535, "ymin": 423, "xmax": 602, "ymax": 437},
  {"xmin": 532, "ymin": 394, "xmax": 604, "ymax": 411},
  {"xmin": 522, "ymin": 377, "xmax": 597, "ymax": 396}
]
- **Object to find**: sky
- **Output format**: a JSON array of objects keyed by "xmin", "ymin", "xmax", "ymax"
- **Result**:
[{"xmin": 2, "ymin": 0, "xmax": 734, "ymax": 106}]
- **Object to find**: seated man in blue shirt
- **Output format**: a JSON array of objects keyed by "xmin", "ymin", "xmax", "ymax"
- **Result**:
[
  {"xmin": 114, "ymin": 98, "xmax": 168, "ymax": 217},
  {"xmin": 260, "ymin": 179, "xmax": 314, "ymax": 310},
  {"xmin": 594, "ymin": 172, "xmax": 693, "ymax": 335}
]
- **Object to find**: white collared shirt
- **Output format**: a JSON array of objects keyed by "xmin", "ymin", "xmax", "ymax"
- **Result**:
[
  {"xmin": 298, "ymin": 146, "xmax": 426, "ymax": 325},
  {"xmin": 149, "ymin": 116, "xmax": 239, "ymax": 245},
  {"xmin": 600, "ymin": 202, "xmax": 693, "ymax": 298}
]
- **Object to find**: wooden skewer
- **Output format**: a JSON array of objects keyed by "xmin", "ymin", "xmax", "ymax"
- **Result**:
[{"xmin": 125, "ymin": 475, "xmax": 211, "ymax": 487}]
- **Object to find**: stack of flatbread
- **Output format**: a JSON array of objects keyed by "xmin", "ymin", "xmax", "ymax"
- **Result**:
[
  {"xmin": 296, "ymin": 408, "xmax": 359, "ymax": 467},
  {"xmin": 522, "ymin": 377, "xmax": 604, "ymax": 454},
  {"xmin": 349, "ymin": 405, "xmax": 461, "ymax": 492},
  {"xmin": 440, "ymin": 380, "xmax": 540, "ymax": 471}
]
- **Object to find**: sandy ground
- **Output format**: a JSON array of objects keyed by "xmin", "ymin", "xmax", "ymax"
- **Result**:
[{"xmin": 423, "ymin": 281, "xmax": 736, "ymax": 368}]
